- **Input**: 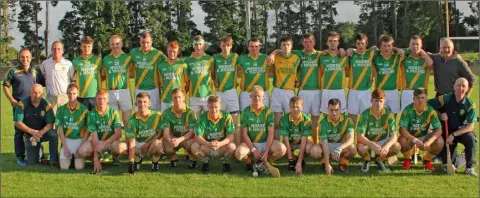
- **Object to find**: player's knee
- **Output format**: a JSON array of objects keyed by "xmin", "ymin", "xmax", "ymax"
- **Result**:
[
  {"xmin": 235, "ymin": 144, "xmax": 248, "ymax": 160},
  {"xmin": 117, "ymin": 142, "xmax": 127, "ymax": 155},
  {"xmin": 191, "ymin": 142, "xmax": 201, "ymax": 153},
  {"xmin": 310, "ymin": 145, "xmax": 322, "ymax": 158},
  {"xmin": 227, "ymin": 143, "xmax": 236, "ymax": 152},
  {"xmin": 77, "ymin": 144, "xmax": 92, "ymax": 158},
  {"xmin": 357, "ymin": 143, "xmax": 367, "ymax": 154},
  {"xmin": 74, "ymin": 158, "xmax": 85, "ymax": 170},
  {"xmin": 60, "ymin": 159, "xmax": 70, "ymax": 170},
  {"xmin": 391, "ymin": 142, "xmax": 401, "ymax": 153}
]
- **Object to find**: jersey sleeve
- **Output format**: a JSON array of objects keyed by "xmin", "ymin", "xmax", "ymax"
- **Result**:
[
  {"xmin": 266, "ymin": 109, "xmax": 274, "ymax": 127},
  {"xmin": 240, "ymin": 110, "xmax": 249, "ymax": 129},
  {"xmin": 112, "ymin": 111, "xmax": 122, "ymax": 129},
  {"xmin": 87, "ymin": 112, "xmax": 98, "ymax": 133},
  {"xmin": 387, "ymin": 113, "xmax": 397, "ymax": 135},
  {"xmin": 399, "ymin": 109, "xmax": 410, "ymax": 129},
  {"xmin": 319, "ymin": 119, "xmax": 328, "ymax": 142},
  {"xmin": 55, "ymin": 106, "xmax": 64, "ymax": 127},
  {"xmin": 194, "ymin": 119, "xmax": 205, "ymax": 137},
  {"xmin": 186, "ymin": 109, "xmax": 197, "ymax": 130},
  {"xmin": 278, "ymin": 115, "xmax": 289, "ymax": 137},
  {"xmin": 356, "ymin": 113, "xmax": 368, "ymax": 135},
  {"xmin": 224, "ymin": 114, "xmax": 235, "ymax": 136},
  {"xmin": 302, "ymin": 117, "xmax": 312, "ymax": 137},
  {"xmin": 345, "ymin": 118, "xmax": 355, "ymax": 134},
  {"xmin": 3, "ymin": 68, "xmax": 14, "ymax": 87},
  {"xmin": 45, "ymin": 103, "xmax": 55, "ymax": 124},
  {"xmin": 125, "ymin": 117, "xmax": 136, "ymax": 139},
  {"xmin": 466, "ymin": 103, "xmax": 477, "ymax": 123},
  {"xmin": 429, "ymin": 111, "xmax": 441, "ymax": 131},
  {"xmin": 13, "ymin": 101, "xmax": 25, "ymax": 122}
]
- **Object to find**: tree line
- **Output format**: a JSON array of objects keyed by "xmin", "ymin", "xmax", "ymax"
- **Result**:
[{"xmin": 1, "ymin": 1, "xmax": 479, "ymax": 66}]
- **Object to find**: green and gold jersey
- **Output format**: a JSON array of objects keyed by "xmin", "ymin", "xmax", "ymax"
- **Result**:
[
  {"xmin": 195, "ymin": 111, "xmax": 235, "ymax": 141},
  {"xmin": 125, "ymin": 110, "xmax": 163, "ymax": 143},
  {"xmin": 101, "ymin": 52, "xmax": 133, "ymax": 90},
  {"xmin": 185, "ymin": 53, "xmax": 214, "ymax": 97},
  {"xmin": 271, "ymin": 53, "xmax": 301, "ymax": 90},
  {"xmin": 55, "ymin": 102, "xmax": 89, "ymax": 139},
  {"xmin": 237, "ymin": 54, "xmax": 269, "ymax": 92},
  {"xmin": 129, "ymin": 47, "xmax": 166, "ymax": 90},
  {"xmin": 319, "ymin": 113, "xmax": 354, "ymax": 143},
  {"xmin": 400, "ymin": 55, "xmax": 429, "ymax": 90},
  {"xmin": 158, "ymin": 59, "xmax": 187, "ymax": 103},
  {"xmin": 356, "ymin": 108, "xmax": 396, "ymax": 142},
  {"xmin": 161, "ymin": 106, "xmax": 197, "ymax": 138},
  {"xmin": 240, "ymin": 105, "xmax": 274, "ymax": 143},
  {"xmin": 213, "ymin": 53, "xmax": 239, "ymax": 92},
  {"xmin": 72, "ymin": 55, "xmax": 102, "ymax": 98},
  {"xmin": 87, "ymin": 106, "xmax": 122, "ymax": 141},
  {"xmin": 293, "ymin": 50, "xmax": 322, "ymax": 90},
  {"xmin": 399, "ymin": 104, "xmax": 441, "ymax": 137},
  {"xmin": 348, "ymin": 49, "xmax": 375, "ymax": 90},
  {"xmin": 372, "ymin": 51, "xmax": 403, "ymax": 90},
  {"xmin": 319, "ymin": 54, "xmax": 348, "ymax": 90},
  {"xmin": 278, "ymin": 113, "xmax": 312, "ymax": 143}
]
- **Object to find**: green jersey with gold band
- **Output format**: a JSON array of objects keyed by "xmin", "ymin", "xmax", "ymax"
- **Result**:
[
  {"xmin": 319, "ymin": 55, "xmax": 348, "ymax": 90},
  {"xmin": 293, "ymin": 50, "xmax": 322, "ymax": 90},
  {"xmin": 372, "ymin": 51, "xmax": 403, "ymax": 90},
  {"xmin": 195, "ymin": 111, "xmax": 235, "ymax": 141},
  {"xmin": 278, "ymin": 113, "xmax": 312, "ymax": 144},
  {"xmin": 185, "ymin": 53, "xmax": 214, "ymax": 97},
  {"xmin": 213, "ymin": 53, "xmax": 239, "ymax": 92},
  {"xmin": 237, "ymin": 54, "xmax": 269, "ymax": 92},
  {"xmin": 348, "ymin": 49, "xmax": 375, "ymax": 90},
  {"xmin": 72, "ymin": 55, "xmax": 102, "ymax": 98},
  {"xmin": 87, "ymin": 106, "xmax": 122, "ymax": 141},
  {"xmin": 129, "ymin": 48, "xmax": 166, "ymax": 90},
  {"xmin": 400, "ymin": 56, "xmax": 429, "ymax": 90},
  {"xmin": 240, "ymin": 105, "xmax": 274, "ymax": 143},
  {"xmin": 319, "ymin": 113, "xmax": 354, "ymax": 143},
  {"xmin": 101, "ymin": 52, "xmax": 133, "ymax": 90},
  {"xmin": 158, "ymin": 59, "xmax": 188, "ymax": 103},
  {"xmin": 399, "ymin": 104, "xmax": 441, "ymax": 137},
  {"xmin": 55, "ymin": 102, "xmax": 89, "ymax": 139},
  {"xmin": 125, "ymin": 110, "xmax": 163, "ymax": 143},
  {"xmin": 356, "ymin": 108, "xmax": 396, "ymax": 142},
  {"xmin": 161, "ymin": 106, "xmax": 197, "ymax": 138}
]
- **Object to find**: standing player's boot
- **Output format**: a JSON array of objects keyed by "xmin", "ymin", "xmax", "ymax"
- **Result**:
[
  {"xmin": 402, "ymin": 159, "xmax": 411, "ymax": 170},
  {"xmin": 288, "ymin": 159, "xmax": 296, "ymax": 171},
  {"xmin": 128, "ymin": 162, "xmax": 136, "ymax": 174},
  {"xmin": 361, "ymin": 161, "xmax": 370, "ymax": 173},
  {"xmin": 189, "ymin": 160, "xmax": 197, "ymax": 169},
  {"xmin": 152, "ymin": 161, "xmax": 160, "ymax": 172},
  {"xmin": 424, "ymin": 160, "xmax": 435, "ymax": 172},
  {"xmin": 222, "ymin": 162, "xmax": 231, "ymax": 172}
]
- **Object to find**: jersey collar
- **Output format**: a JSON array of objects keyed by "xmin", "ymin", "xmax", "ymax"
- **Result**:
[
  {"xmin": 95, "ymin": 106, "xmax": 110, "ymax": 117},
  {"xmin": 109, "ymin": 51, "xmax": 125, "ymax": 58},
  {"xmin": 327, "ymin": 114, "xmax": 344, "ymax": 127},
  {"xmin": 68, "ymin": 102, "xmax": 81, "ymax": 113},
  {"xmin": 414, "ymin": 105, "xmax": 428, "ymax": 116},
  {"xmin": 302, "ymin": 49, "xmax": 317, "ymax": 55},
  {"xmin": 248, "ymin": 53, "xmax": 261, "ymax": 60},
  {"xmin": 370, "ymin": 108, "xmax": 386, "ymax": 120},
  {"xmin": 135, "ymin": 110, "xmax": 152, "ymax": 122},
  {"xmin": 207, "ymin": 112, "xmax": 223, "ymax": 124},
  {"xmin": 171, "ymin": 105, "xmax": 187, "ymax": 114},
  {"xmin": 190, "ymin": 52, "xmax": 206, "ymax": 59},
  {"xmin": 289, "ymin": 113, "xmax": 304, "ymax": 126},
  {"xmin": 250, "ymin": 104, "xmax": 265, "ymax": 116}
]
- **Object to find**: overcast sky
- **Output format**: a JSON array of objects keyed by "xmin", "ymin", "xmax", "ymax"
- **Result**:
[{"xmin": 7, "ymin": 1, "xmax": 473, "ymax": 53}]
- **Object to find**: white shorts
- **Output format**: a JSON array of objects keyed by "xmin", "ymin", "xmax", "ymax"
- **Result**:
[
  {"xmin": 190, "ymin": 96, "xmax": 209, "ymax": 114},
  {"xmin": 253, "ymin": 142, "xmax": 267, "ymax": 153},
  {"xmin": 135, "ymin": 89, "xmax": 160, "ymax": 111},
  {"xmin": 401, "ymin": 90, "xmax": 414, "ymax": 113},
  {"xmin": 160, "ymin": 102, "xmax": 172, "ymax": 112},
  {"xmin": 298, "ymin": 90, "xmax": 321, "ymax": 116},
  {"xmin": 321, "ymin": 89, "xmax": 347, "ymax": 114},
  {"xmin": 385, "ymin": 89, "xmax": 400, "ymax": 114},
  {"xmin": 347, "ymin": 90, "xmax": 371, "ymax": 115},
  {"xmin": 271, "ymin": 88, "xmax": 295, "ymax": 113},
  {"xmin": 327, "ymin": 143, "xmax": 342, "ymax": 154},
  {"xmin": 239, "ymin": 91, "xmax": 270, "ymax": 111},
  {"xmin": 60, "ymin": 138, "xmax": 83, "ymax": 159},
  {"xmin": 216, "ymin": 89, "xmax": 240, "ymax": 113},
  {"xmin": 109, "ymin": 89, "xmax": 133, "ymax": 112}
]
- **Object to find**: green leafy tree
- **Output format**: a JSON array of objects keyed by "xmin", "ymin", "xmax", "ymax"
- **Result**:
[{"xmin": 18, "ymin": 1, "xmax": 44, "ymax": 64}]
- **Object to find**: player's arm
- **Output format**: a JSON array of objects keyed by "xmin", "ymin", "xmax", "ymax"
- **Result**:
[
  {"xmin": 264, "ymin": 126, "xmax": 274, "ymax": 155},
  {"xmin": 267, "ymin": 49, "xmax": 282, "ymax": 64},
  {"xmin": 419, "ymin": 49, "xmax": 433, "ymax": 68},
  {"xmin": 283, "ymin": 136, "xmax": 293, "ymax": 160},
  {"xmin": 3, "ymin": 69, "xmax": 17, "ymax": 107},
  {"xmin": 382, "ymin": 114, "xmax": 398, "ymax": 150},
  {"xmin": 13, "ymin": 103, "xmax": 40, "ymax": 138},
  {"xmin": 242, "ymin": 127, "xmax": 255, "ymax": 150},
  {"xmin": 163, "ymin": 127, "xmax": 172, "ymax": 142},
  {"xmin": 125, "ymin": 119, "xmax": 136, "ymax": 162},
  {"xmin": 399, "ymin": 127, "xmax": 416, "ymax": 141},
  {"xmin": 392, "ymin": 47, "xmax": 405, "ymax": 56},
  {"xmin": 218, "ymin": 116, "xmax": 235, "ymax": 147},
  {"xmin": 339, "ymin": 133, "xmax": 354, "ymax": 150},
  {"xmin": 357, "ymin": 133, "xmax": 378, "ymax": 149},
  {"xmin": 103, "ymin": 112, "xmax": 123, "ymax": 145},
  {"xmin": 321, "ymin": 139, "xmax": 330, "ymax": 166},
  {"xmin": 194, "ymin": 121, "xmax": 210, "ymax": 146},
  {"xmin": 296, "ymin": 136, "xmax": 308, "ymax": 164}
]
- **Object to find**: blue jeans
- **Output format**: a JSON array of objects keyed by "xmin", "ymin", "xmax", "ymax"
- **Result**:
[{"xmin": 24, "ymin": 129, "xmax": 58, "ymax": 165}]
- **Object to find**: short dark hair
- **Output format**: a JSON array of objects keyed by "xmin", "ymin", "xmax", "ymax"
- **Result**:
[
  {"xmin": 413, "ymin": 87, "xmax": 427, "ymax": 96},
  {"xmin": 328, "ymin": 98, "xmax": 341, "ymax": 107},
  {"xmin": 280, "ymin": 36, "xmax": 293, "ymax": 43},
  {"xmin": 67, "ymin": 83, "xmax": 79, "ymax": 91},
  {"xmin": 208, "ymin": 95, "xmax": 221, "ymax": 104},
  {"xmin": 372, "ymin": 88, "xmax": 386, "ymax": 100},
  {"xmin": 380, "ymin": 35, "xmax": 394, "ymax": 44},
  {"xmin": 289, "ymin": 96, "xmax": 303, "ymax": 106},
  {"xmin": 171, "ymin": 88, "xmax": 184, "ymax": 95},
  {"xmin": 303, "ymin": 33, "xmax": 315, "ymax": 41},
  {"xmin": 328, "ymin": 31, "xmax": 340, "ymax": 39},
  {"xmin": 355, "ymin": 33, "xmax": 368, "ymax": 42},
  {"xmin": 140, "ymin": 32, "xmax": 152, "ymax": 39}
]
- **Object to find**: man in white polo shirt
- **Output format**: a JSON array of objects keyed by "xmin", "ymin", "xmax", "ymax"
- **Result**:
[{"xmin": 40, "ymin": 41, "xmax": 75, "ymax": 113}]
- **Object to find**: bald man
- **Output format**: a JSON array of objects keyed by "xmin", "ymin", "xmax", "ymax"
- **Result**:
[
  {"xmin": 13, "ymin": 84, "xmax": 58, "ymax": 166},
  {"xmin": 428, "ymin": 78, "xmax": 478, "ymax": 176},
  {"xmin": 430, "ymin": 39, "xmax": 476, "ymax": 96}
]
